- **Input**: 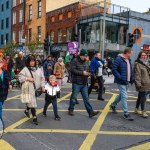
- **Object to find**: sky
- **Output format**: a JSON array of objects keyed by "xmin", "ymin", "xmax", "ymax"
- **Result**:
[{"xmin": 112, "ymin": 0, "xmax": 149, "ymax": 13}]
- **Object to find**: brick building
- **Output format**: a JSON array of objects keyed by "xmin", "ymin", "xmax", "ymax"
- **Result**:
[
  {"xmin": 12, "ymin": 0, "xmax": 25, "ymax": 45},
  {"xmin": 46, "ymin": 2, "xmax": 87, "ymax": 58},
  {"xmin": 25, "ymin": 0, "xmax": 46, "ymax": 43}
]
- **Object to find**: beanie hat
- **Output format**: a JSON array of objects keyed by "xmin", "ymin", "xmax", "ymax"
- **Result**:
[{"xmin": 80, "ymin": 49, "xmax": 88, "ymax": 56}]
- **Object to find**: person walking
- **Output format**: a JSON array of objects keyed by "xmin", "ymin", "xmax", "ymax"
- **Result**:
[
  {"xmin": 5, "ymin": 53, "xmax": 14, "ymax": 75},
  {"xmin": 88, "ymin": 52, "xmax": 105, "ymax": 101},
  {"xmin": 68, "ymin": 49, "xmax": 99, "ymax": 118},
  {"xmin": 18, "ymin": 55, "xmax": 45, "ymax": 125},
  {"xmin": 0, "ymin": 58, "xmax": 12, "ymax": 119},
  {"xmin": 54, "ymin": 57, "xmax": 65, "ymax": 89},
  {"xmin": 134, "ymin": 52, "xmax": 150, "ymax": 118},
  {"xmin": 110, "ymin": 48, "xmax": 134, "ymax": 121}
]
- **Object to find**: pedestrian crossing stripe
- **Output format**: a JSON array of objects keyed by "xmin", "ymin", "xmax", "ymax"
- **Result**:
[
  {"xmin": 0, "ymin": 140, "xmax": 15, "ymax": 150},
  {"xmin": 127, "ymin": 142, "xmax": 150, "ymax": 150}
]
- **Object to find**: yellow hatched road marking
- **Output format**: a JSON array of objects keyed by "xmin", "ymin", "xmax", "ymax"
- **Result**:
[
  {"xmin": 0, "ymin": 140, "xmax": 15, "ymax": 150},
  {"xmin": 127, "ymin": 142, "xmax": 150, "ymax": 150},
  {"xmin": 6, "ymin": 95, "xmax": 20, "ymax": 101},
  {"xmin": 79, "ymin": 94, "xmax": 117, "ymax": 150}
]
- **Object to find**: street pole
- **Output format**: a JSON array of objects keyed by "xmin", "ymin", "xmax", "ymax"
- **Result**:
[{"xmin": 102, "ymin": 0, "xmax": 106, "ymax": 59}]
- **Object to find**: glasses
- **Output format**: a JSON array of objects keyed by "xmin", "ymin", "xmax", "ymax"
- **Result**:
[{"xmin": 141, "ymin": 55, "xmax": 147, "ymax": 56}]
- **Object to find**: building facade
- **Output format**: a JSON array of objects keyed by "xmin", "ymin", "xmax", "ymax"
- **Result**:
[
  {"xmin": 0, "ymin": 0, "xmax": 12, "ymax": 48},
  {"xmin": 25, "ymin": 0, "xmax": 46, "ymax": 43},
  {"xmin": 12, "ymin": 0, "xmax": 25, "ymax": 45}
]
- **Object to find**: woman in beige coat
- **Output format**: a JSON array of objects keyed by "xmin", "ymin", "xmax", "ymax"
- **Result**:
[
  {"xmin": 134, "ymin": 52, "xmax": 150, "ymax": 118},
  {"xmin": 54, "ymin": 57, "xmax": 65, "ymax": 89},
  {"xmin": 18, "ymin": 55, "xmax": 45, "ymax": 125}
]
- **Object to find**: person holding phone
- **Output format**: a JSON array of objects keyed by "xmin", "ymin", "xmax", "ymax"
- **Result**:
[{"xmin": 68, "ymin": 49, "xmax": 99, "ymax": 118}]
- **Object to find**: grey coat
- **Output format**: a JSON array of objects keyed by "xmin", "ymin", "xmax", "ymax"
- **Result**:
[{"xmin": 18, "ymin": 67, "xmax": 45, "ymax": 108}]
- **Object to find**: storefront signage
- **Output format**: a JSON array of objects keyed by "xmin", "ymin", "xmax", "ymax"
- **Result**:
[
  {"xmin": 51, "ymin": 46, "xmax": 62, "ymax": 51},
  {"xmin": 68, "ymin": 42, "xmax": 79, "ymax": 55}
]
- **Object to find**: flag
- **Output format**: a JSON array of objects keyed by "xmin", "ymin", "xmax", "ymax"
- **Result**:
[{"xmin": 64, "ymin": 52, "xmax": 70, "ymax": 64}]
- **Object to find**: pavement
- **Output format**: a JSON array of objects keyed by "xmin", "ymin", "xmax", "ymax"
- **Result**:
[{"xmin": 1, "ymin": 76, "xmax": 150, "ymax": 150}]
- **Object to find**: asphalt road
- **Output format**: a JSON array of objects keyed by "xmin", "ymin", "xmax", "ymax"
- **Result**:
[{"xmin": 1, "ymin": 79, "xmax": 150, "ymax": 150}]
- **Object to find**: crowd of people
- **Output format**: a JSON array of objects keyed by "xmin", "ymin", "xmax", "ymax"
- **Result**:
[{"xmin": 0, "ymin": 47, "xmax": 150, "ymax": 126}]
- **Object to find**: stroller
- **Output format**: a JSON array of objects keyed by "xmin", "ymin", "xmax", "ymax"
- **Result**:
[{"xmin": 11, "ymin": 70, "xmax": 21, "ymax": 88}]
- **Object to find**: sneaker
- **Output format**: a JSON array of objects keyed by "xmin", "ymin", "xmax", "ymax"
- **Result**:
[
  {"xmin": 43, "ymin": 112, "xmax": 47, "ymax": 117},
  {"xmin": 68, "ymin": 109, "xmax": 74, "ymax": 116},
  {"xmin": 89, "ymin": 111, "xmax": 100, "ymax": 118},
  {"xmin": 33, "ymin": 117, "xmax": 38, "ymax": 125},
  {"xmin": 55, "ymin": 115, "xmax": 61, "ymax": 121},
  {"xmin": 110, "ymin": 105, "xmax": 117, "ymax": 114},
  {"xmin": 142, "ymin": 111, "xmax": 148, "ymax": 118},
  {"xmin": 123, "ymin": 114, "xmax": 134, "ymax": 121},
  {"xmin": 134, "ymin": 108, "xmax": 142, "ymax": 115},
  {"xmin": 24, "ymin": 110, "xmax": 30, "ymax": 118}
]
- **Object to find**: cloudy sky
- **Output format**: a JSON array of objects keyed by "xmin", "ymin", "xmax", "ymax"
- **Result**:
[{"xmin": 112, "ymin": 0, "xmax": 149, "ymax": 12}]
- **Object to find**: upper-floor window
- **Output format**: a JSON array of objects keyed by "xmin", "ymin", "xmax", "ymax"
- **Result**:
[
  {"xmin": 1, "ymin": 4, "xmax": 4, "ymax": 12},
  {"xmin": 19, "ymin": 9, "xmax": 23, "ymax": 22},
  {"xmin": 50, "ymin": 31, "xmax": 54, "ymax": 43},
  {"xmin": 6, "ymin": 1, "xmax": 9, "ymax": 9},
  {"xmin": 12, "ymin": 31, "xmax": 16, "ymax": 43},
  {"xmin": 19, "ymin": 30, "xmax": 23, "ymax": 43},
  {"xmin": 1, "ymin": 35, "xmax": 4, "ymax": 45},
  {"xmin": 13, "ymin": 0, "xmax": 16, "ymax": 7},
  {"xmin": 58, "ymin": 29, "xmax": 62, "ymax": 43},
  {"xmin": 38, "ymin": 0, "xmax": 42, "ymax": 18},
  {"xmin": 37, "ymin": 26, "xmax": 41, "ymax": 41},
  {"xmin": 13, "ymin": 12, "xmax": 16, "ymax": 24},
  {"xmin": 58, "ymin": 14, "xmax": 63, "ymax": 21},
  {"xmin": 6, "ymin": 18, "xmax": 9, "ymax": 28},
  {"xmin": 51, "ymin": 16, "xmax": 55, "ymax": 22},
  {"xmin": 20, "ymin": 0, "xmax": 24, "ymax": 4},
  {"xmin": 1, "ymin": 20, "xmax": 4, "ymax": 30},
  {"xmin": 28, "ymin": 28, "xmax": 32, "ymax": 42},
  {"xmin": 6, "ymin": 33, "xmax": 9, "ymax": 44},
  {"xmin": 67, "ymin": 12, "xmax": 72, "ymax": 18},
  {"xmin": 29, "ymin": 5, "xmax": 32, "ymax": 21},
  {"xmin": 66, "ymin": 27, "xmax": 72, "ymax": 42}
]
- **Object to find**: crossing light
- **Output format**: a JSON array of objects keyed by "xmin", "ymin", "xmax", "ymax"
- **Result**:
[
  {"xmin": 127, "ymin": 33, "xmax": 135, "ymax": 47},
  {"xmin": 44, "ymin": 38, "xmax": 49, "ymax": 52}
]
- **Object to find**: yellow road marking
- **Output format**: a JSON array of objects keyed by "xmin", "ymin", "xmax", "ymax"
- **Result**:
[
  {"xmin": 0, "ymin": 140, "xmax": 15, "ymax": 150},
  {"xmin": 5, "ymin": 93, "xmax": 71, "ymax": 133},
  {"xmin": 127, "ymin": 142, "xmax": 150, "ymax": 150},
  {"xmin": 10, "ymin": 129, "xmax": 90, "ymax": 134},
  {"xmin": 79, "ymin": 94, "xmax": 117, "ymax": 150},
  {"xmin": 6, "ymin": 95, "xmax": 20, "ymax": 101}
]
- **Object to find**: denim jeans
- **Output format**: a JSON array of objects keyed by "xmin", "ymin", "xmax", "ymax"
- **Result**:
[
  {"xmin": 0, "ymin": 102, "xmax": 3, "ymax": 119},
  {"xmin": 69, "ymin": 83, "xmax": 93, "ymax": 114},
  {"xmin": 112, "ymin": 84, "xmax": 129, "ymax": 115}
]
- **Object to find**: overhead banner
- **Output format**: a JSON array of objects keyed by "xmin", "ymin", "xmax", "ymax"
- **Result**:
[{"xmin": 68, "ymin": 42, "xmax": 79, "ymax": 55}]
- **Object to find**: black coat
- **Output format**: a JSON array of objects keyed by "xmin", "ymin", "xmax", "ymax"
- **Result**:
[
  {"xmin": 0, "ymin": 70, "xmax": 10, "ymax": 102},
  {"xmin": 16, "ymin": 57, "xmax": 26, "ymax": 70},
  {"xmin": 71, "ymin": 56, "xmax": 89, "ymax": 85}
]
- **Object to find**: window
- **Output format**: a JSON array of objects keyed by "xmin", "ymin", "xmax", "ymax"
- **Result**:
[
  {"xmin": 29, "ymin": 5, "xmax": 32, "ymax": 21},
  {"xmin": 6, "ymin": 1, "xmax": 9, "ymax": 9},
  {"xmin": 12, "ymin": 31, "xmax": 16, "ymax": 42},
  {"xmin": 20, "ymin": 0, "xmax": 24, "ymax": 4},
  {"xmin": 13, "ymin": 0, "xmax": 16, "ymax": 7},
  {"xmin": 1, "ymin": 4, "xmax": 4, "ymax": 12},
  {"xmin": 51, "ymin": 16, "xmax": 55, "ymax": 22},
  {"xmin": 66, "ymin": 27, "xmax": 72, "ymax": 42},
  {"xmin": 28, "ymin": 28, "xmax": 32, "ymax": 42},
  {"xmin": 19, "ymin": 9, "xmax": 23, "ymax": 22},
  {"xmin": 38, "ymin": 0, "xmax": 42, "ymax": 18},
  {"xmin": 58, "ymin": 14, "xmax": 63, "ymax": 21},
  {"xmin": 19, "ymin": 30, "xmax": 23, "ymax": 43},
  {"xmin": 6, "ymin": 33, "xmax": 9, "ymax": 43},
  {"xmin": 13, "ymin": 12, "xmax": 16, "ymax": 24},
  {"xmin": 6, "ymin": 18, "xmax": 9, "ymax": 28},
  {"xmin": 1, "ymin": 35, "xmax": 4, "ymax": 45},
  {"xmin": 67, "ymin": 12, "xmax": 72, "ymax": 18},
  {"xmin": 37, "ymin": 26, "xmax": 41, "ymax": 41},
  {"xmin": 1, "ymin": 20, "xmax": 4, "ymax": 30},
  {"xmin": 50, "ymin": 31, "xmax": 54, "ymax": 43},
  {"xmin": 58, "ymin": 29, "xmax": 62, "ymax": 43}
]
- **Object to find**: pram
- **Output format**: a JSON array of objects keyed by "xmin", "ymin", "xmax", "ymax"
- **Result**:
[{"xmin": 11, "ymin": 70, "xmax": 21, "ymax": 88}]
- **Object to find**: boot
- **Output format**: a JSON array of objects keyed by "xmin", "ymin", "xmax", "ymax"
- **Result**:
[
  {"xmin": 134, "ymin": 108, "xmax": 142, "ymax": 115},
  {"xmin": 89, "ymin": 111, "xmax": 99, "ymax": 118},
  {"xmin": 142, "ymin": 111, "xmax": 148, "ymax": 118},
  {"xmin": 68, "ymin": 109, "xmax": 74, "ymax": 116},
  {"xmin": 33, "ymin": 117, "xmax": 38, "ymax": 125}
]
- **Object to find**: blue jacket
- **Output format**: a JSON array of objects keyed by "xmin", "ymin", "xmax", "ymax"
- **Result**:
[
  {"xmin": 112, "ymin": 55, "xmax": 134, "ymax": 85},
  {"xmin": 90, "ymin": 57, "xmax": 104, "ymax": 74}
]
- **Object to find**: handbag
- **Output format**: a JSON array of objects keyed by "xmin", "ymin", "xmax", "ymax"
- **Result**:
[
  {"xmin": 21, "ymin": 81, "xmax": 32, "ymax": 103},
  {"xmin": 28, "ymin": 69, "xmax": 42, "ymax": 97}
]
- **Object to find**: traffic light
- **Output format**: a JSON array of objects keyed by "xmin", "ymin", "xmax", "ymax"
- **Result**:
[
  {"xmin": 127, "ymin": 33, "xmax": 135, "ymax": 47},
  {"xmin": 44, "ymin": 38, "xmax": 49, "ymax": 52}
]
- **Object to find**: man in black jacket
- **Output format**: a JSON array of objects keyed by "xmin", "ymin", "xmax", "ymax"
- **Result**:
[{"xmin": 68, "ymin": 49, "xmax": 99, "ymax": 118}]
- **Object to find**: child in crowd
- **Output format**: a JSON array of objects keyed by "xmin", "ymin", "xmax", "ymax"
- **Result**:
[
  {"xmin": 43, "ymin": 75, "xmax": 61, "ymax": 120},
  {"xmin": 45, "ymin": 64, "xmax": 53, "ymax": 82}
]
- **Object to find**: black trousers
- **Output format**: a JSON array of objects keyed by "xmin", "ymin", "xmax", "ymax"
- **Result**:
[
  {"xmin": 43, "ymin": 98, "xmax": 58, "ymax": 117},
  {"xmin": 136, "ymin": 92, "xmax": 147, "ymax": 111},
  {"xmin": 26, "ymin": 105, "xmax": 36, "ymax": 117},
  {"xmin": 88, "ymin": 75, "xmax": 104, "ymax": 99}
]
